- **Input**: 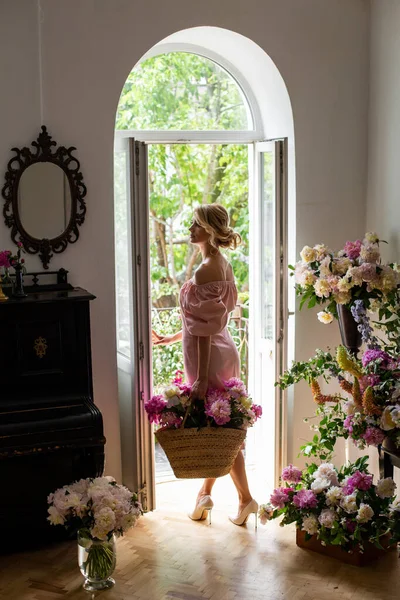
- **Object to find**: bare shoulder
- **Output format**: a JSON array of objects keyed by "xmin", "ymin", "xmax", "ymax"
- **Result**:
[{"xmin": 194, "ymin": 258, "xmax": 234, "ymax": 285}]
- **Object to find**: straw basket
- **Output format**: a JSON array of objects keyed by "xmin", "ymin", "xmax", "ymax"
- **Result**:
[{"xmin": 155, "ymin": 427, "xmax": 246, "ymax": 479}]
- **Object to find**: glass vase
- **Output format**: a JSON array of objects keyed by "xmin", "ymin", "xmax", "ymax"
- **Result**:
[{"xmin": 78, "ymin": 530, "xmax": 116, "ymax": 591}]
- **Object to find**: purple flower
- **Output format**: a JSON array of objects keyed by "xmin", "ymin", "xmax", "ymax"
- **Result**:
[
  {"xmin": 362, "ymin": 426, "xmax": 385, "ymax": 446},
  {"xmin": 362, "ymin": 349, "xmax": 390, "ymax": 367},
  {"xmin": 351, "ymin": 300, "xmax": 380, "ymax": 348},
  {"xmin": 344, "ymin": 415, "xmax": 354, "ymax": 434},
  {"xmin": 359, "ymin": 375, "xmax": 380, "ymax": 392},
  {"xmin": 344, "ymin": 470, "xmax": 373, "ymax": 494},
  {"xmin": 345, "ymin": 519, "xmax": 356, "ymax": 533},
  {"xmin": 270, "ymin": 487, "xmax": 292, "ymax": 509},
  {"xmin": 205, "ymin": 398, "xmax": 231, "ymax": 425},
  {"xmin": 293, "ymin": 489, "xmax": 318, "ymax": 509},
  {"xmin": 344, "ymin": 240, "xmax": 362, "ymax": 260},
  {"xmin": 281, "ymin": 464, "xmax": 302, "ymax": 484},
  {"xmin": 144, "ymin": 394, "xmax": 167, "ymax": 424}
]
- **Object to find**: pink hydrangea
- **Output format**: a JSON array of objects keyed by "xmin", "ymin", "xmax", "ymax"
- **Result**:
[
  {"xmin": 144, "ymin": 394, "xmax": 167, "ymax": 424},
  {"xmin": 205, "ymin": 398, "xmax": 231, "ymax": 425},
  {"xmin": 293, "ymin": 489, "xmax": 318, "ymax": 509},
  {"xmin": 344, "ymin": 470, "xmax": 373, "ymax": 494},
  {"xmin": 344, "ymin": 415, "xmax": 354, "ymax": 433},
  {"xmin": 344, "ymin": 239, "xmax": 362, "ymax": 260},
  {"xmin": 270, "ymin": 487, "xmax": 292, "ymax": 509},
  {"xmin": 362, "ymin": 349, "xmax": 390, "ymax": 367},
  {"xmin": 281, "ymin": 464, "xmax": 302, "ymax": 484},
  {"xmin": 362, "ymin": 426, "xmax": 385, "ymax": 446}
]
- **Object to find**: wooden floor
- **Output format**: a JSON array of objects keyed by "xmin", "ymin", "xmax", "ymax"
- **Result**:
[{"xmin": 1, "ymin": 475, "xmax": 400, "ymax": 600}]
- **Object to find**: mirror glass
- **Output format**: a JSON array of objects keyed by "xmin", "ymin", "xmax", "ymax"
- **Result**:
[{"xmin": 18, "ymin": 162, "xmax": 72, "ymax": 240}]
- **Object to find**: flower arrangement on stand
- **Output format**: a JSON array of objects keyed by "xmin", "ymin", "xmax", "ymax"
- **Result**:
[
  {"xmin": 47, "ymin": 476, "xmax": 143, "ymax": 591},
  {"xmin": 293, "ymin": 232, "xmax": 400, "ymax": 325},
  {"xmin": 145, "ymin": 373, "xmax": 262, "ymax": 478},
  {"xmin": 0, "ymin": 242, "xmax": 27, "ymax": 299},
  {"xmin": 259, "ymin": 458, "xmax": 400, "ymax": 564}
]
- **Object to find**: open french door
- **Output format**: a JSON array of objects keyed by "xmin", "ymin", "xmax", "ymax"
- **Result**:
[
  {"xmin": 115, "ymin": 137, "xmax": 155, "ymax": 511},
  {"xmin": 248, "ymin": 139, "xmax": 288, "ymax": 489}
]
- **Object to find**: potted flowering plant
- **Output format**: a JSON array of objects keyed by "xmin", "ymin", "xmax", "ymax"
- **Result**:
[
  {"xmin": 145, "ymin": 372, "xmax": 262, "ymax": 478},
  {"xmin": 293, "ymin": 232, "xmax": 399, "ymax": 325},
  {"xmin": 258, "ymin": 458, "xmax": 400, "ymax": 565},
  {"xmin": 47, "ymin": 476, "xmax": 142, "ymax": 591},
  {"xmin": 0, "ymin": 242, "xmax": 27, "ymax": 298}
]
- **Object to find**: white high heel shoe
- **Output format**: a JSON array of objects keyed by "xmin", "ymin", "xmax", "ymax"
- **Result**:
[
  {"xmin": 229, "ymin": 499, "xmax": 259, "ymax": 529},
  {"xmin": 188, "ymin": 495, "xmax": 214, "ymax": 524}
]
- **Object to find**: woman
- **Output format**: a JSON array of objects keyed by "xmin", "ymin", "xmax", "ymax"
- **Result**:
[{"xmin": 152, "ymin": 204, "xmax": 258, "ymax": 526}]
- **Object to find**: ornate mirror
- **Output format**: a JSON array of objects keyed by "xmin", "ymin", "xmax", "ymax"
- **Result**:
[{"xmin": 2, "ymin": 126, "xmax": 87, "ymax": 269}]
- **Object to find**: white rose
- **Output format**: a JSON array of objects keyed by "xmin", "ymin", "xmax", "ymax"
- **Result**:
[
  {"xmin": 317, "ymin": 311, "xmax": 334, "ymax": 324},
  {"xmin": 381, "ymin": 407, "xmax": 396, "ymax": 431}
]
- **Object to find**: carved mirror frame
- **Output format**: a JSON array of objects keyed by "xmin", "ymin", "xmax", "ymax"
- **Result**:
[{"xmin": 1, "ymin": 126, "xmax": 87, "ymax": 269}]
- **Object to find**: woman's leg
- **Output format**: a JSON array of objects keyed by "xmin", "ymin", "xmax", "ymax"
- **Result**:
[
  {"xmin": 197, "ymin": 478, "xmax": 217, "ymax": 501},
  {"xmin": 229, "ymin": 449, "xmax": 253, "ymax": 513}
]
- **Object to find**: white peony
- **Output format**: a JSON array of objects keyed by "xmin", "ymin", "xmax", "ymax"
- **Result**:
[
  {"xmin": 314, "ymin": 244, "xmax": 330, "ymax": 261},
  {"xmin": 300, "ymin": 246, "xmax": 317, "ymax": 264},
  {"xmin": 340, "ymin": 493, "xmax": 358, "ymax": 513},
  {"xmin": 314, "ymin": 463, "xmax": 339, "ymax": 486},
  {"xmin": 356, "ymin": 503, "xmax": 374, "ymax": 523},
  {"xmin": 47, "ymin": 505, "xmax": 66, "ymax": 525},
  {"xmin": 318, "ymin": 508, "xmax": 337, "ymax": 529},
  {"xmin": 317, "ymin": 310, "xmax": 334, "ymax": 324},
  {"xmin": 301, "ymin": 514, "xmax": 319, "ymax": 535},
  {"xmin": 91, "ymin": 507, "xmax": 116, "ymax": 541},
  {"xmin": 389, "ymin": 499, "xmax": 400, "ymax": 513},
  {"xmin": 325, "ymin": 486, "xmax": 343, "ymax": 506},
  {"xmin": 376, "ymin": 478, "xmax": 397, "ymax": 499},
  {"xmin": 314, "ymin": 279, "xmax": 331, "ymax": 299},
  {"xmin": 311, "ymin": 477, "xmax": 331, "ymax": 494},
  {"xmin": 381, "ymin": 407, "xmax": 396, "ymax": 431},
  {"xmin": 319, "ymin": 255, "xmax": 332, "ymax": 278}
]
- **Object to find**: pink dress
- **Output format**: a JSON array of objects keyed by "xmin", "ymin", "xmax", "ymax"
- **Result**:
[{"xmin": 179, "ymin": 279, "xmax": 240, "ymax": 388}]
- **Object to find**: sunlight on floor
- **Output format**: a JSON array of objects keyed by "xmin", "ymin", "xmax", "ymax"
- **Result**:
[{"xmin": 156, "ymin": 466, "xmax": 271, "ymax": 517}]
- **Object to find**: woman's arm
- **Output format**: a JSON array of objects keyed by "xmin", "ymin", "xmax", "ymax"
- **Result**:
[
  {"xmin": 152, "ymin": 329, "xmax": 182, "ymax": 346},
  {"xmin": 190, "ymin": 335, "xmax": 211, "ymax": 401}
]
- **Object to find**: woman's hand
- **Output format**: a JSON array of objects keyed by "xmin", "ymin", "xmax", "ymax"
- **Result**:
[
  {"xmin": 152, "ymin": 329, "xmax": 182, "ymax": 346},
  {"xmin": 190, "ymin": 378, "xmax": 208, "ymax": 401}
]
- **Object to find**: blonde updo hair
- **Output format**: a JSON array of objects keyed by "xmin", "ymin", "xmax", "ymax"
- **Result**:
[{"xmin": 194, "ymin": 204, "xmax": 242, "ymax": 251}]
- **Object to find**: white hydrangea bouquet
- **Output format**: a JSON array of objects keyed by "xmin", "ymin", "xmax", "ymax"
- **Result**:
[
  {"xmin": 293, "ymin": 232, "xmax": 400, "ymax": 324},
  {"xmin": 258, "ymin": 457, "xmax": 400, "ymax": 553},
  {"xmin": 48, "ymin": 476, "xmax": 142, "ymax": 590}
]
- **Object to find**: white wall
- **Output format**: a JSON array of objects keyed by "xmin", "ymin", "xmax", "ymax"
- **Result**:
[{"xmin": 0, "ymin": 0, "xmax": 370, "ymax": 478}]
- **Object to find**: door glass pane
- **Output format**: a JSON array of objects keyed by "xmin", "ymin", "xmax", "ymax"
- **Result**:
[
  {"xmin": 261, "ymin": 151, "xmax": 275, "ymax": 341},
  {"xmin": 114, "ymin": 144, "xmax": 131, "ymax": 358}
]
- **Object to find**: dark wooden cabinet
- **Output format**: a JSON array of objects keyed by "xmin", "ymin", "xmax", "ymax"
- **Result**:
[{"xmin": 0, "ymin": 287, "xmax": 105, "ymax": 549}]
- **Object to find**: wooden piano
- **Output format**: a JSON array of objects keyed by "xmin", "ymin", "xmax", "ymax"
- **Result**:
[{"xmin": 0, "ymin": 272, "xmax": 105, "ymax": 549}]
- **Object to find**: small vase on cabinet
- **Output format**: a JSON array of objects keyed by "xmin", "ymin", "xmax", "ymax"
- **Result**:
[{"xmin": 12, "ymin": 264, "xmax": 27, "ymax": 298}]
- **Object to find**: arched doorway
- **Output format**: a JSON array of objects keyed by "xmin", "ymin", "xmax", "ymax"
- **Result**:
[{"xmin": 114, "ymin": 28, "xmax": 294, "ymax": 513}]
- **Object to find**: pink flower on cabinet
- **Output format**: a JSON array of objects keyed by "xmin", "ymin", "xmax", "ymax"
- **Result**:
[{"xmin": 362, "ymin": 426, "xmax": 385, "ymax": 446}]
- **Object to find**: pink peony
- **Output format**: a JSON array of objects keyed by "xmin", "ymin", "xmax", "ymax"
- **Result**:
[
  {"xmin": 293, "ymin": 489, "xmax": 318, "ymax": 509},
  {"xmin": 344, "ymin": 239, "xmax": 362, "ymax": 260},
  {"xmin": 252, "ymin": 404, "xmax": 263, "ymax": 419},
  {"xmin": 0, "ymin": 251, "xmax": 11, "ymax": 268},
  {"xmin": 270, "ymin": 487, "xmax": 292, "ymax": 509},
  {"xmin": 159, "ymin": 411, "xmax": 182, "ymax": 429},
  {"xmin": 205, "ymin": 398, "xmax": 231, "ymax": 425},
  {"xmin": 362, "ymin": 426, "xmax": 385, "ymax": 446},
  {"xmin": 281, "ymin": 464, "xmax": 302, "ymax": 483},
  {"xmin": 344, "ymin": 470, "xmax": 373, "ymax": 494},
  {"xmin": 144, "ymin": 394, "xmax": 167, "ymax": 424}
]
